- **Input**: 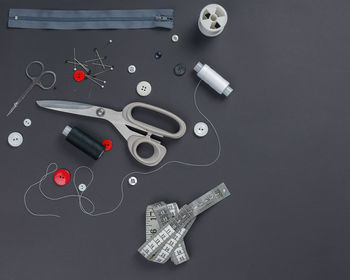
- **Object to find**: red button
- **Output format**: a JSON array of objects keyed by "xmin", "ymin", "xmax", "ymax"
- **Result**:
[
  {"xmin": 53, "ymin": 169, "xmax": 71, "ymax": 186},
  {"xmin": 73, "ymin": 70, "xmax": 85, "ymax": 82},
  {"xmin": 102, "ymin": 139, "xmax": 113, "ymax": 151}
]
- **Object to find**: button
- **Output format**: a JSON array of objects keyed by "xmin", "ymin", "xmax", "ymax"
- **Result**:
[
  {"xmin": 78, "ymin": 183, "xmax": 87, "ymax": 192},
  {"xmin": 128, "ymin": 65, "xmax": 136, "ymax": 73},
  {"xmin": 194, "ymin": 122, "xmax": 208, "ymax": 137},
  {"xmin": 171, "ymin": 34, "xmax": 179, "ymax": 42},
  {"xmin": 154, "ymin": 51, "xmax": 162, "ymax": 59},
  {"xmin": 23, "ymin": 118, "xmax": 32, "ymax": 127},
  {"xmin": 8, "ymin": 132, "xmax": 23, "ymax": 147},
  {"xmin": 174, "ymin": 64, "xmax": 186, "ymax": 76},
  {"xmin": 102, "ymin": 139, "xmax": 113, "ymax": 151},
  {"xmin": 128, "ymin": 176, "xmax": 138, "ymax": 186},
  {"xmin": 53, "ymin": 169, "xmax": 71, "ymax": 186},
  {"xmin": 136, "ymin": 81, "xmax": 152, "ymax": 96},
  {"xmin": 73, "ymin": 70, "xmax": 85, "ymax": 82}
]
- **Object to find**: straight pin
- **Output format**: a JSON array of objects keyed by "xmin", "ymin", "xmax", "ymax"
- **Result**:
[
  {"xmin": 73, "ymin": 48, "xmax": 77, "ymax": 70},
  {"xmin": 74, "ymin": 58, "xmax": 90, "ymax": 73},
  {"xmin": 65, "ymin": 60, "xmax": 88, "ymax": 67},
  {"xmin": 84, "ymin": 56, "xmax": 107, "ymax": 63},
  {"xmin": 89, "ymin": 76, "xmax": 106, "ymax": 84},
  {"xmin": 85, "ymin": 74, "xmax": 104, "ymax": 88},
  {"xmin": 94, "ymin": 48, "xmax": 105, "ymax": 69},
  {"xmin": 92, "ymin": 68, "xmax": 114, "ymax": 77},
  {"xmin": 92, "ymin": 62, "xmax": 114, "ymax": 69}
]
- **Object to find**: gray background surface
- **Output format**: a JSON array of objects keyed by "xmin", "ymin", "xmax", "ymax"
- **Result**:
[{"xmin": 1, "ymin": 0, "xmax": 350, "ymax": 279}]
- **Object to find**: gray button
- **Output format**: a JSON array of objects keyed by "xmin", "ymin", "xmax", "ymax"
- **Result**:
[
  {"xmin": 136, "ymin": 81, "xmax": 152, "ymax": 96},
  {"xmin": 23, "ymin": 118, "xmax": 32, "ymax": 127},
  {"xmin": 171, "ymin": 34, "xmax": 179, "ymax": 42},
  {"xmin": 174, "ymin": 64, "xmax": 186, "ymax": 76},
  {"xmin": 128, "ymin": 65, "xmax": 136, "ymax": 73},
  {"xmin": 78, "ymin": 183, "xmax": 87, "ymax": 192},
  {"xmin": 128, "ymin": 176, "xmax": 138, "ymax": 186},
  {"xmin": 194, "ymin": 122, "xmax": 208, "ymax": 137},
  {"xmin": 8, "ymin": 132, "xmax": 23, "ymax": 147}
]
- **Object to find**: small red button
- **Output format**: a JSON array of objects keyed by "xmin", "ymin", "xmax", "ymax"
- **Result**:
[
  {"xmin": 53, "ymin": 169, "xmax": 71, "ymax": 186},
  {"xmin": 102, "ymin": 139, "xmax": 113, "ymax": 151},
  {"xmin": 73, "ymin": 70, "xmax": 85, "ymax": 82}
]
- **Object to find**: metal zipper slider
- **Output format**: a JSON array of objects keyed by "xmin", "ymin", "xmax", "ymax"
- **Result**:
[{"xmin": 155, "ymin": 15, "xmax": 172, "ymax": 21}]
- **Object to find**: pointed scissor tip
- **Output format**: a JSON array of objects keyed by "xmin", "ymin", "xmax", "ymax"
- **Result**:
[
  {"xmin": 6, "ymin": 105, "xmax": 16, "ymax": 116},
  {"xmin": 36, "ymin": 100, "xmax": 47, "ymax": 107}
]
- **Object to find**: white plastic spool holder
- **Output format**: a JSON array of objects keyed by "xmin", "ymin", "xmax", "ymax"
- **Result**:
[{"xmin": 198, "ymin": 4, "xmax": 228, "ymax": 37}]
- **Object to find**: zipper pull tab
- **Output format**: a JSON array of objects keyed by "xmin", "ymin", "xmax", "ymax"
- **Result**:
[{"xmin": 155, "ymin": 15, "xmax": 172, "ymax": 21}]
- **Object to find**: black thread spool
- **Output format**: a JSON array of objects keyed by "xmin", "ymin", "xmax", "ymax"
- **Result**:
[{"xmin": 62, "ymin": 126, "xmax": 104, "ymax": 160}]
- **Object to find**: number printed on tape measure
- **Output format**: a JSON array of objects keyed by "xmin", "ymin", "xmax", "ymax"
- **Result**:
[
  {"xmin": 154, "ymin": 236, "xmax": 163, "ymax": 245},
  {"xmin": 154, "ymin": 255, "xmax": 165, "ymax": 263},
  {"xmin": 168, "ymin": 239, "xmax": 176, "ymax": 247},
  {"xmin": 148, "ymin": 240, "xmax": 158, "ymax": 250},
  {"xmin": 174, "ymin": 247, "xmax": 184, "ymax": 256}
]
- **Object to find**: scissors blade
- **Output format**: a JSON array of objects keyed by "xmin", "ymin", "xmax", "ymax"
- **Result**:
[
  {"xmin": 36, "ymin": 100, "xmax": 146, "ymax": 140},
  {"xmin": 36, "ymin": 100, "xmax": 103, "ymax": 119},
  {"xmin": 6, "ymin": 104, "xmax": 17, "ymax": 116}
]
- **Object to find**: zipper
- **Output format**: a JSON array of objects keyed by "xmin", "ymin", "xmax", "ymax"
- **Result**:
[
  {"xmin": 11, "ymin": 15, "xmax": 173, "ymax": 22},
  {"xmin": 8, "ymin": 9, "xmax": 174, "ymax": 30}
]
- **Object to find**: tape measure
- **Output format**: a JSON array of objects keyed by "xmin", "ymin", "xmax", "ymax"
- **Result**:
[
  {"xmin": 146, "ymin": 202, "xmax": 192, "ymax": 265},
  {"xmin": 139, "ymin": 183, "xmax": 230, "ymax": 265}
]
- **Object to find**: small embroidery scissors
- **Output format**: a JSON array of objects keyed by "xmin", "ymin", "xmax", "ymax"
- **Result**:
[
  {"xmin": 36, "ymin": 100, "xmax": 187, "ymax": 166},
  {"xmin": 7, "ymin": 61, "xmax": 56, "ymax": 116}
]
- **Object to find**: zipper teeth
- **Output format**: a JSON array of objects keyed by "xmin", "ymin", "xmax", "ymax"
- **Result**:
[{"xmin": 12, "ymin": 16, "xmax": 173, "ymax": 22}]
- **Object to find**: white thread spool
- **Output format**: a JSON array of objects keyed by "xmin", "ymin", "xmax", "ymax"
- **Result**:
[
  {"xmin": 198, "ymin": 4, "xmax": 228, "ymax": 37},
  {"xmin": 194, "ymin": 62, "xmax": 233, "ymax": 96}
]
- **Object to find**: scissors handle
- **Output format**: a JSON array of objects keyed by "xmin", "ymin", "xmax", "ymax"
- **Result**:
[
  {"xmin": 26, "ymin": 61, "xmax": 56, "ymax": 90},
  {"xmin": 127, "ymin": 135, "xmax": 167, "ymax": 166},
  {"xmin": 122, "ymin": 102, "xmax": 186, "ymax": 166},
  {"xmin": 122, "ymin": 102, "xmax": 187, "ymax": 139}
]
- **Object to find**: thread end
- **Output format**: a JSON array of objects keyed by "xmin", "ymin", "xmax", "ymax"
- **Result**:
[
  {"xmin": 62, "ymin": 126, "xmax": 72, "ymax": 136},
  {"xmin": 193, "ymin": 62, "xmax": 203, "ymax": 73},
  {"xmin": 223, "ymin": 86, "xmax": 233, "ymax": 96}
]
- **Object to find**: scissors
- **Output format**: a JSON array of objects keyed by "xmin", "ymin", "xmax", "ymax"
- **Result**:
[
  {"xmin": 36, "ymin": 100, "xmax": 187, "ymax": 166},
  {"xmin": 7, "ymin": 61, "xmax": 56, "ymax": 116}
]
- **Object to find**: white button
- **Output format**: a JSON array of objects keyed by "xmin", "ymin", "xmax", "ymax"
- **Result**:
[
  {"xmin": 23, "ymin": 118, "xmax": 32, "ymax": 127},
  {"xmin": 171, "ymin": 34, "xmax": 179, "ymax": 42},
  {"xmin": 136, "ymin": 81, "xmax": 152, "ymax": 96},
  {"xmin": 8, "ymin": 132, "xmax": 23, "ymax": 147},
  {"xmin": 78, "ymin": 183, "xmax": 87, "ymax": 192},
  {"xmin": 128, "ymin": 176, "xmax": 137, "ymax": 186},
  {"xmin": 128, "ymin": 65, "xmax": 136, "ymax": 73},
  {"xmin": 194, "ymin": 122, "xmax": 208, "ymax": 137}
]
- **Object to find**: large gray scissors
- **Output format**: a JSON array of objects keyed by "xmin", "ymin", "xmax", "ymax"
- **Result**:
[
  {"xmin": 7, "ymin": 61, "xmax": 56, "ymax": 116},
  {"xmin": 36, "ymin": 100, "xmax": 187, "ymax": 166}
]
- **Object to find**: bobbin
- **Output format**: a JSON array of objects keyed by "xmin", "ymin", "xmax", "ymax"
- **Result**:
[{"xmin": 198, "ymin": 4, "xmax": 228, "ymax": 37}]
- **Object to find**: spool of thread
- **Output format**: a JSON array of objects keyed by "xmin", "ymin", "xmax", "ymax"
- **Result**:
[
  {"xmin": 198, "ymin": 4, "xmax": 228, "ymax": 37},
  {"xmin": 62, "ymin": 126, "xmax": 104, "ymax": 160},
  {"xmin": 194, "ymin": 62, "xmax": 233, "ymax": 96}
]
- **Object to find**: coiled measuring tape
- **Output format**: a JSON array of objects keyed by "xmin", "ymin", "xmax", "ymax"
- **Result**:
[{"xmin": 139, "ymin": 183, "xmax": 230, "ymax": 265}]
